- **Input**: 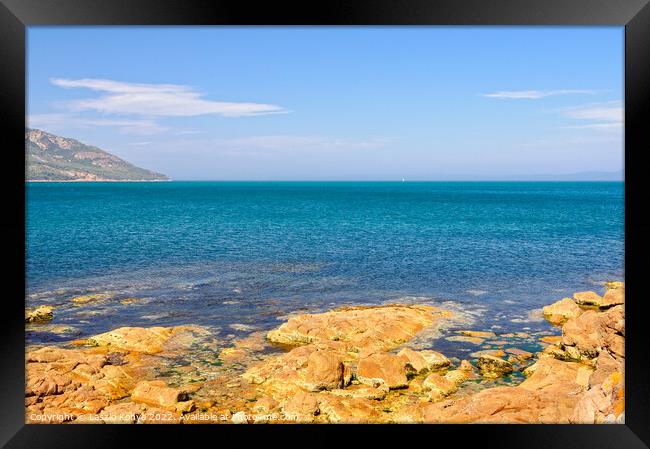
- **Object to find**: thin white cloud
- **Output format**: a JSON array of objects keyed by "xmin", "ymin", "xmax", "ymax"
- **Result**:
[
  {"xmin": 561, "ymin": 101, "xmax": 623, "ymax": 131},
  {"xmin": 483, "ymin": 89, "xmax": 596, "ymax": 99},
  {"xmin": 127, "ymin": 141, "xmax": 153, "ymax": 146},
  {"xmin": 50, "ymin": 78, "xmax": 289, "ymax": 117},
  {"xmin": 208, "ymin": 135, "xmax": 391, "ymax": 151}
]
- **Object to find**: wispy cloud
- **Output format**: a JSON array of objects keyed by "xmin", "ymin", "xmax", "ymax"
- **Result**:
[
  {"xmin": 483, "ymin": 89, "xmax": 596, "ymax": 99},
  {"xmin": 560, "ymin": 101, "xmax": 623, "ymax": 131},
  {"xmin": 209, "ymin": 135, "xmax": 390, "ymax": 150},
  {"xmin": 28, "ymin": 113, "xmax": 167, "ymax": 135},
  {"xmin": 127, "ymin": 141, "xmax": 153, "ymax": 146},
  {"xmin": 50, "ymin": 78, "xmax": 289, "ymax": 117}
]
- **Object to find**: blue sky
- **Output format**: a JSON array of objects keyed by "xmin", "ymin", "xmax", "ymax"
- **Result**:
[{"xmin": 27, "ymin": 27, "xmax": 623, "ymax": 180}]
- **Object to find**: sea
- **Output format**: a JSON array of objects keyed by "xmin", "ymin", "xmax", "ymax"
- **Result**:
[{"xmin": 25, "ymin": 181, "xmax": 624, "ymax": 361}]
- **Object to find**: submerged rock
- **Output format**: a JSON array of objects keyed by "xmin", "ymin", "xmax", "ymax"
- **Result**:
[
  {"xmin": 70, "ymin": 293, "xmax": 112, "ymax": 304},
  {"xmin": 25, "ymin": 305, "xmax": 54, "ymax": 323},
  {"xmin": 459, "ymin": 330, "xmax": 496, "ymax": 339},
  {"xmin": 24, "ymin": 286, "xmax": 624, "ymax": 424},
  {"xmin": 86, "ymin": 325, "xmax": 205, "ymax": 354},
  {"xmin": 476, "ymin": 354, "xmax": 513, "ymax": 378},
  {"xmin": 266, "ymin": 304, "xmax": 449, "ymax": 353}
]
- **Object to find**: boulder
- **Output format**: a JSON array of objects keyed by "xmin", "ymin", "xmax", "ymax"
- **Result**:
[
  {"xmin": 476, "ymin": 354, "xmax": 513, "ymax": 378},
  {"xmin": 542, "ymin": 298, "xmax": 583, "ymax": 325},
  {"xmin": 600, "ymin": 287, "xmax": 624, "ymax": 308},
  {"xmin": 356, "ymin": 353, "xmax": 408, "ymax": 389},
  {"xmin": 562, "ymin": 306, "xmax": 624, "ymax": 358},
  {"xmin": 422, "ymin": 373, "xmax": 458, "ymax": 401},
  {"xmin": 302, "ymin": 349, "xmax": 346, "ymax": 391},
  {"xmin": 397, "ymin": 347, "xmax": 450, "ymax": 374}
]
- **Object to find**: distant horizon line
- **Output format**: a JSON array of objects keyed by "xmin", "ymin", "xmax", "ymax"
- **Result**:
[{"xmin": 26, "ymin": 179, "xmax": 625, "ymax": 183}]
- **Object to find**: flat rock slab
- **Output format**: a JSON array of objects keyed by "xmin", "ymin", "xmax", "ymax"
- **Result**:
[{"xmin": 266, "ymin": 304, "xmax": 450, "ymax": 353}]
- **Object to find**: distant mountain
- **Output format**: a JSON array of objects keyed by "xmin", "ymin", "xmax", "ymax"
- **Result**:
[{"xmin": 26, "ymin": 128, "xmax": 168, "ymax": 181}]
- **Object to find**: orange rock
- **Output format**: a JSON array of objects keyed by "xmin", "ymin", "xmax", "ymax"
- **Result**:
[
  {"xmin": 446, "ymin": 335, "xmax": 484, "ymax": 345},
  {"xmin": 572, "ymin": 291, "xmax": 603, "ymax": 307},
  {"xmin": 317, "ymin": 394, "xmax": 380, "ymax": 423},
  {"xmin": 540, "ymin": 335, "xmax": 562, "ymax": 345},
  {"xmin": 302, "ymin": 350, "xmax": 346, "ymax": 391},
  {"xmin": 282, "ymin": 392, "xmax": 320, "ymax": 423},
  {"xmin": 130, "ymin": 380, "xmax": 189, "ymax": 409},
  {"xmin": 543, "ymin": 298, "xmax": 583, "ymax": 325},
  {"xmin": 357, "ymin": 353, "xmax": 409, "ymax": 389},
  {"xmin": 459, "ymin": 330, "xmax": 496, "ymax": 338},
  {"xmin": 601, "ymin": 287, "xmax": 624, "ymax": 308},
  {"xmin": 476, "ymin": 354, "xmax": 513, "ymax": 378},
  {"xmin": 329, "ymin": 384, "xmax": 388, "ymax": 400},
  {"xmin": 422, "ymin": 373, "xmax": 458, "ymax": 401},
  {"xmin": 397, "ymin": 347, "xmax": 450, "ymax": 374},
  {"xmin": 266, "ymin": 304, "xmax": 447, "ymax": 353}
]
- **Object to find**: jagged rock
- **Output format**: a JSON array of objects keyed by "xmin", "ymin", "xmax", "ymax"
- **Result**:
[
  {"xmin": 571, "ymin": 372, "xmax": 624, "ymax": 424},
  {"xmin": 562, "ymin": 306, "xmax": 624, "ymax": 358}
]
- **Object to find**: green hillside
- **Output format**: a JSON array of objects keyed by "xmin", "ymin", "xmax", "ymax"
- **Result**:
[{"xmin": 26, "ymin": 128, "xmax": 168, "ymax": 181}]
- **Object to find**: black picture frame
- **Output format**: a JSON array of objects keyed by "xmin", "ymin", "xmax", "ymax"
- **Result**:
[{"xmin": 1, "ymin": 0, "xmax": 648, "ymax": 447}]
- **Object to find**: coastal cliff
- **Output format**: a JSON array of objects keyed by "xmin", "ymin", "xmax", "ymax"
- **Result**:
[
  {"xmin": 26, "ymin": 128, "xmax": 168, "ymax": 181},
  {"xmin": 25, "ymin": 283, "xmax": 624, "ymax": 424}
]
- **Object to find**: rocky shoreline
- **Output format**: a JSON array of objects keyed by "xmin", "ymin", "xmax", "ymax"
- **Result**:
[{"xmin": 25, "ymin": 283, "xmax": 624, "ymax": 424}]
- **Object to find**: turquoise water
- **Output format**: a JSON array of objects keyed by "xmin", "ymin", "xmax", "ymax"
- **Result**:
[{"xmin": 26, "ymin": 181, "xmax": 624, "ymax": 356}]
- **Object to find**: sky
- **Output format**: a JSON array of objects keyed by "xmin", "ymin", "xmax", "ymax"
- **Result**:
[{"xmin": 27, "ymin": 27, "xmax": 624, "ymax": 180}]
